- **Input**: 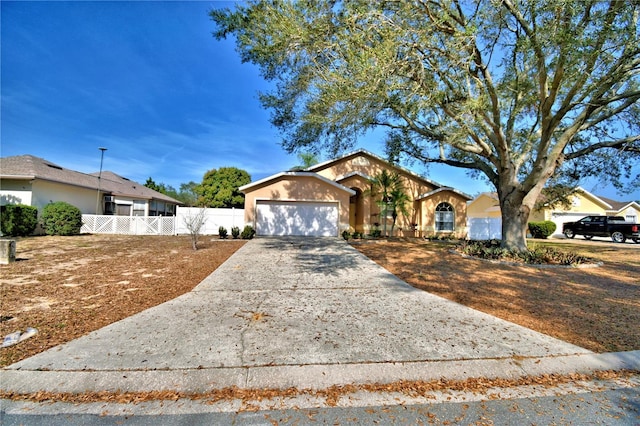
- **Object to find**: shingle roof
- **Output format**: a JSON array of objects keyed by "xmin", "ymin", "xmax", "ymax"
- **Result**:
[
  {"xmin": 1, "ymin": 155, "xmax": 180, "ymax": 204},
  {"xmin": 597, "ymin": 195, "xmax": 635, "ymax": 212},
  {"xmin": 305, "ymin": 149, "xmax": 473, "ymax": 198}
]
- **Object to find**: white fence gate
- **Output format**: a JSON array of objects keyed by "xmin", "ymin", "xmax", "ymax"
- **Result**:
[
  {"xmin": 82, "ymin": 208, "xmax": 245, "ymax": 236},
  {"xmin": 467, "ymin": 217, "xmax": 502, "ymax": 240}
]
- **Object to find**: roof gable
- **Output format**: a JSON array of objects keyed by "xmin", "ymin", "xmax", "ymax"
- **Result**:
[
  {"xmin": 306, "ymin": 149, "xmax": 446, "ymax": 189},
  {"xmin": 239, "ymin": 171, "xmax": 356, "ymax": 195}
]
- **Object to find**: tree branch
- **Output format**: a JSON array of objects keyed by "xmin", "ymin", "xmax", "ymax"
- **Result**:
[{"xmin": 564, "ymin": 135, "xmax": 640, "ymax": 160}]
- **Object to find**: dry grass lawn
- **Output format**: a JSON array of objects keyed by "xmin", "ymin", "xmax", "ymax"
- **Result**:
[
  {"xmin": 352, "ymin": 239, "xmax": 640, "ymax": 353},
  {"xmin": 0, "ymin": 235, "xmax": 245, "ymax": 367}
]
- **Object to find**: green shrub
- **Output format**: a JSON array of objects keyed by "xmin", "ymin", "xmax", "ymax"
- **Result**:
[
  {"xmin": 528, "ymin": 221, "xmax": 557, "ymax": 239},
  {"xmin": 241, "ymin": 225, "xmax": 255, "ymax": 239},
  {"xmin": 457, "ymin": 240, "xmax": 591, "ymax": 265},
  {"xmin": 369, "ymin": 229, "xmax": 382, "ymax": 238},
  {"xmin": 341, "ymin": 230, "xmax": 350, "ymax": 240},
  {"xmin": 0, "ymin": 204, "xmax": 38, "ymax": 236},
  {"xmin": 218, "ymin": 226, "xmax": 228, "ymax": 239},
  {"xmin": 41, "ymin": 202, "xmax": 83, "ymax": 236},
  {"xmin": 231, "ymin": 226, "xmax": 240, "ymax": 239}
]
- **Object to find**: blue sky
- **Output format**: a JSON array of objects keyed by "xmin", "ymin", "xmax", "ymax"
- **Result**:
[{"xmin": 1, "ymin": 1, "xmax": 637, "ymax": 201}]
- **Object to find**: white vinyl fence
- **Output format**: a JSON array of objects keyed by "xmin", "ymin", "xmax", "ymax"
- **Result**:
[
  {"xmin": 81, "ymin": 215, "xmax": 176, "ymax": 235},
  {"xmin": 174, "ymin": 207, "xmax": 244, "ymax": 235},
  {"xmin": 82, "ymin": 207, "xmax": 244, "ymax": 236}
]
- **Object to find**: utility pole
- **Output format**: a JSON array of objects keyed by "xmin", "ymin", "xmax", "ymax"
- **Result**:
[{"xmin": 95, "ymin": 147, "xmax": 107, "ymax": 214}]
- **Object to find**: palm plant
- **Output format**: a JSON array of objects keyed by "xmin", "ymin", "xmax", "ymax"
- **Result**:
[
  {"xmin": 369, "ymin": 170, "xmax": 409, "ymax": 237},
  {"xmin": 388, "ymin": 186, "xmax": 411, "ymax": 236}
]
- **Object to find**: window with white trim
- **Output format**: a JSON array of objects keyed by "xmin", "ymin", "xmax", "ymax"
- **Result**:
[
  {"xmin": 435, "ymin": 202, "xmax": 454, "ymax": 231},
  {"xmin": 133, "ymin": 200, "xmax": 146, "ymax": 216}
]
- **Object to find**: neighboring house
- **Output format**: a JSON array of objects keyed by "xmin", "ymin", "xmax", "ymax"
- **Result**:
[
  {"xmin": 0, "ymin": 155, "xmax": 181, "ymax": 217},
  {"xmin": 466, "ymin": 192, "xmax": 503, "ymax": 240},
  {"xmin": 467, "ymin": 188, "xmax": 640, "ymax": 239},
  {"xmin": 240, "ymin": 149, "xmax": 471, "ymax": 237}
]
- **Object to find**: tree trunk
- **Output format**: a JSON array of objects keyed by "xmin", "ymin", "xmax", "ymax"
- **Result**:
[{"xmin": 498, "ymin": 184, "xmax": 540, "ymax": 251}]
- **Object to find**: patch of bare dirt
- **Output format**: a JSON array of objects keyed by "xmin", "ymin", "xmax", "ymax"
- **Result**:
[
  {"xmin": 352, "ymin": 239, "xmax": 640, "ymax": 353},
  {"xmin": 0, "ymin": 235, "xmax": 244, "ymax": 367}
]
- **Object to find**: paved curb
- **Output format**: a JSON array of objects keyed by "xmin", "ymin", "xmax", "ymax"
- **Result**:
[{"xmin": 2, "ymin": 351, "xmax": 639, "ymax": 395}]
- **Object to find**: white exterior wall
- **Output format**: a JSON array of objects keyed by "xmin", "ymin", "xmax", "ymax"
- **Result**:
[
  {"xmin": 0, "ymin": 180, "xmax": 33, "ymax": 206},
  {"xmin": 32, "ymin": 180, "xmax": 99, "ymax": 214}
]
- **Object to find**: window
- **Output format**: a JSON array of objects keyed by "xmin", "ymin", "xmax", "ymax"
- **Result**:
[
  {"xmin": 435, "ymin": 202, "xmax": 454, "ymax": 231},
  {"xmin": 116, "ymin": 204, "xmax": 131, "ymax": 216},
  {"xmin": 133, "ymin": 200, "xmax": 146, "ymax": 217}
]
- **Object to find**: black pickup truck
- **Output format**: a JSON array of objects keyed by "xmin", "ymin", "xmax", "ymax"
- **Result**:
[{"xmin": 562, "ymin": 215, "xmax": 639, "ymax": 243}]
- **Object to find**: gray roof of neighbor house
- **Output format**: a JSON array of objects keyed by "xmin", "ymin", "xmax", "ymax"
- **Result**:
[{"xmin": 0, "ymin": 155, "xmax": 181, "ymax": 204}]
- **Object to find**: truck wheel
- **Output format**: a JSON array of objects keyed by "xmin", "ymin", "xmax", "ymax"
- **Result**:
[
  {"xmin": 611, "ymin": 231, "xmax": 626, "ymax": 243},
  {"xmin": 584, "ymin": 234, "xmax": 593, "ymax": 240},
  {"xmin": 563, "ymin": 229, "xmax": 575, "ymax": 239},
  {"xmin": 633, "ymin": 238, "xmax": 639, "ymax": 244}
]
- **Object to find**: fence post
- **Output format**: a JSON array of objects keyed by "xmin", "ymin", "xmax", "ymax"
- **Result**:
[{"xmin": 0, "ymin": 239, "xmax": 16, "ymax": 264}]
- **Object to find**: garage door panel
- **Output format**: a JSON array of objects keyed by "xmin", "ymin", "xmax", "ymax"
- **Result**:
[
  {"xmin": 550, "ymin": 213, "xmax": 593, "ymax": 237},
  {"xmin": 257, "ymin": 202, "xmax": 338, "ymax": 237}
]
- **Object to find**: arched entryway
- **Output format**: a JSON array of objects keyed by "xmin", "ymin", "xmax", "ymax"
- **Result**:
[{"xmin": 349, "ymin": 188, "xmax": 365, "ymax": 232}]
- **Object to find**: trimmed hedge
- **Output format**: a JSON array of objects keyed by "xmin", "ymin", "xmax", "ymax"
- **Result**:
[
  {"xmin": 528, "ymin": 221, "xmax": 557, "ymax": 239},
  {"xmin": 41, "ymin": 201, "xmax": 83, "ymax": 236},
  {"xmin": 0, "ymin": 204, "xmax": 38, "ymax": 236}
]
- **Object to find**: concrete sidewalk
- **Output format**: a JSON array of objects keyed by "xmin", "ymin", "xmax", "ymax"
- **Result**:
[{"xmin": 2, "ymin": 237, "xmax": 639, "ymax": 395}]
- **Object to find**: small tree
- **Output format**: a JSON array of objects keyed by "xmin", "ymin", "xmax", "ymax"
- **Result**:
[{"xmin": 182, "ymin": 208, "xmax": 207, "ymax": 250}]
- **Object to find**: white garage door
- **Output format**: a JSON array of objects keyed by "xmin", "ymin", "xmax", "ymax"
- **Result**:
[{"xmin": 256, "ymin": 201, "xmax": 339, "ymax": 237}]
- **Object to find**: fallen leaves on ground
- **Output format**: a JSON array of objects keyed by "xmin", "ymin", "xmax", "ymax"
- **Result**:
[
  {"xmin": 1, "ymin": 370, "xmax": 637, "ymax": 406},
  {"xmin": 0, "ymin": 235, "xmax": 245, "ymax": 367}
]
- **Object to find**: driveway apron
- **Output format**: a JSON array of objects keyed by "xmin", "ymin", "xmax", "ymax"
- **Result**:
[{"xmin": 2, "ymin": 237, "xmax": 594, "ymax": 393}]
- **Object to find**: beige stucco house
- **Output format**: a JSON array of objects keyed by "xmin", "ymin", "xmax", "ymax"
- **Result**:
[
  {"xmin": 240, "ymin": 150, "xmax": 471, "ymax": 237},
  {"xmin": 467, "ymin": 188, "xmax": 640, "ymax": 239},
  {"xmin": 0, "ymin": 155, "xmax": 181, "ymax": 217}
]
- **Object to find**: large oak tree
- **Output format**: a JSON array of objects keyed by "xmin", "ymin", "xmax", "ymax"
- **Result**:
[{"xmin": 212, "ymin": 0, "xmax": 640, "ymax": 251}]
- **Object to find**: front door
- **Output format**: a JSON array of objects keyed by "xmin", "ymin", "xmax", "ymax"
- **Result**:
[{"xmin": 349, "ymin": 188, "xmax": 364, "ymax": 232}]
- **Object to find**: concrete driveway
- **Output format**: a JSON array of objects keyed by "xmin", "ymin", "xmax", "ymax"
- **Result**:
[{"xmin": 2, "ymin": 237, "xmax": 635, "ymax": 395}]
